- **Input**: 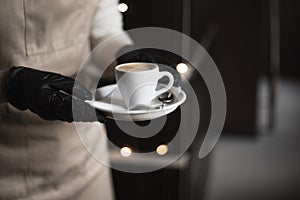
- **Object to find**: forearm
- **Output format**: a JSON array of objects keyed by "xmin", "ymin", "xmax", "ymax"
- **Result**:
[
  {"xmin": 91, "ymin": 0, "xmax": 132, "ymax": 47},
  {"xmin": 89, "ymin": 0, "xmax": 133, "ymax": 84},
  {"xmin": 90, "ymin": 0, "xmax": 133, "ymax": 73}
]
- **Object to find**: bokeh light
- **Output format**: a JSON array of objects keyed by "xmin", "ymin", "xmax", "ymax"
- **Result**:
[
  {"xmin": 176, "ymin": 63, "xmax": 189, "ymax": 74},
  {"xmin": 118, "ymin": 3, "xmax": 128, "ymax": 13}
]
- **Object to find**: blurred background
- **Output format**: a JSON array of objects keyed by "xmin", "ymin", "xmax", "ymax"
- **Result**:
[{"xmin": 106, "ymin": 0, "xmax": 300, "ymax": 199}]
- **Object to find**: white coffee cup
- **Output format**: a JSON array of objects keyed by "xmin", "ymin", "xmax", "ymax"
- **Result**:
[{"xmin": 115, "ymin": 62, "xmax": 174, "ymax": 109}]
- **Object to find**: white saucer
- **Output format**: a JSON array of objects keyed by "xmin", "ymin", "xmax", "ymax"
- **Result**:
[{"xmin": 86, "ymin": 84, "xmax": 186, "ymax": 121}]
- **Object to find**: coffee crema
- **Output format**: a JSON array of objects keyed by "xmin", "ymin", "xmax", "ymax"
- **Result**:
[{"xmin": 116, "ymin": 63, "xmax": 156, "ymax": 72}]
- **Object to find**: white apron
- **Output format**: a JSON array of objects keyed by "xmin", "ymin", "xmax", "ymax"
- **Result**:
[{"xmin": 0, "ymin": 0, "xmax": 114, "ymax": 199}]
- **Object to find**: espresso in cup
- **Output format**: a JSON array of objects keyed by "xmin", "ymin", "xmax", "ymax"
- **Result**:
[
  {"xmin": 116, "ymin": 64, "xmax": 154, "ymax": 72},
  {"xmin": 115, "ymin": 63, "xmax": 174, "ymax": 109}
]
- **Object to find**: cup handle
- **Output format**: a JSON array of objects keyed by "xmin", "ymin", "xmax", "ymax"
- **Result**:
[{"xmin": 154, "ymin": 71, "xmax": 174, "ymax": 98}]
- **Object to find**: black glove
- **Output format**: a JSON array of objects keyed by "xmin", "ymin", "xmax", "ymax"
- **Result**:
[{"xmin": 5, "ymin": 66, "xmax": 106, "ymax": 123}]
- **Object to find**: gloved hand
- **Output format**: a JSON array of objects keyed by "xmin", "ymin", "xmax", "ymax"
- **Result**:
[{"xmin": 5, "ymin": 66, "xmax": 106, "ymax": 123}]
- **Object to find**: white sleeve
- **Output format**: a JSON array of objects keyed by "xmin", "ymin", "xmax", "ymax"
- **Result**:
[
  {"xmin": 86, "ymin": 0, "xmax": 132, "ymax": 84},
  {"xmin": 91, "ymin": 0, "xmax": 132, "ymax": 47}
]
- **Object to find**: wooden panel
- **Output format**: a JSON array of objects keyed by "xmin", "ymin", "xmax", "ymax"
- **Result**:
[
  {"xmin": 280, "ymin": 0, "xmax": 300, "ymax": 77},
  {"xmin": 191, "ymin": 0, "xmax": 269, "ymax": 133}
]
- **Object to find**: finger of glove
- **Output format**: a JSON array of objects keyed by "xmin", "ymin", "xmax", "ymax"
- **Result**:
[
  {"xmin": 95, "ymin": 110, "xmax": 107, "ymax": 123},
  {"xmin": 38, "ymin": 89, "xmax": 98, "ymax": 122},
  {"xmin": 30, "ymin": 88, "xmax": 73, "ymax": 122},
  {"xmin": 46, "ymin": 75, "xmax": 92, "ymax": 100}
]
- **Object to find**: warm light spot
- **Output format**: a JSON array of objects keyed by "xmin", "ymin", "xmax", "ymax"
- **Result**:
[
  {"xmin": 118, "ymin": 3, "xmax": 128, "ymax": 13},
  {"xmin": 176, "ymin": 63, "xmax": 188, "ymax": 74},
  {"xmin": 156, "ymin": 144, "xmax": 168, "ymax": 156},
  {"xmin": 120, "ymin": 146, "xmax": 132, "ymax": 157}
]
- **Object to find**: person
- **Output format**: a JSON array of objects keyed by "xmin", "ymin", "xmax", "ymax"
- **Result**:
[{"xmin": 0, "ymin": 0, "xmax": 132, "ymax": 199}]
